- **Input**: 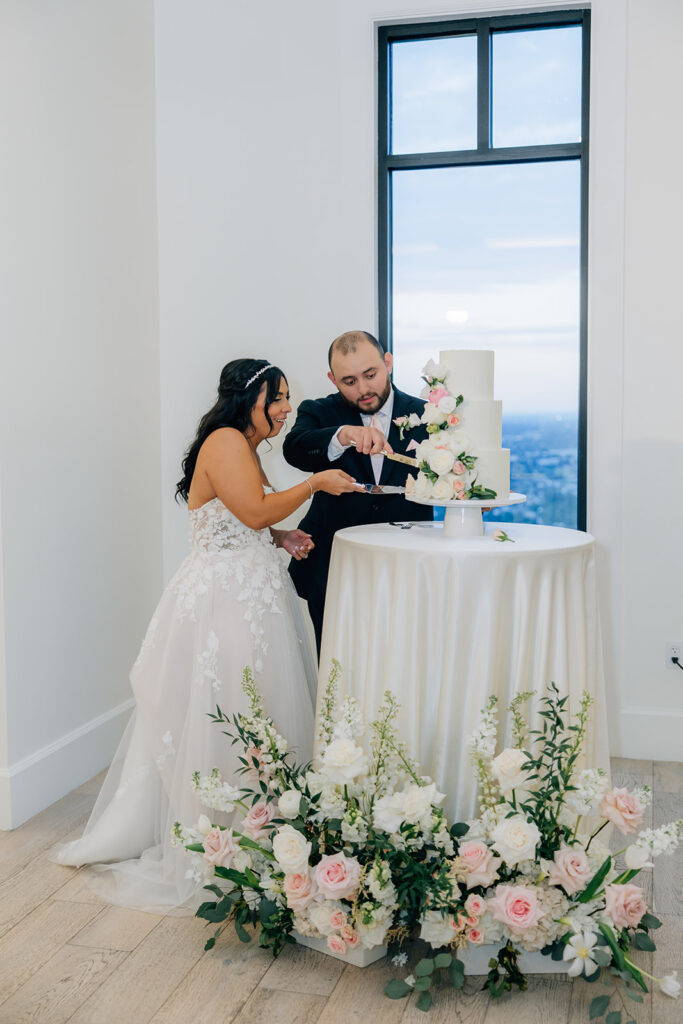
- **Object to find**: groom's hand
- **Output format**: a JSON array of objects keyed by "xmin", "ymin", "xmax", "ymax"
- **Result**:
[{"xmin": 338, "ymin": 425, "xmax": 393, "ymax": 456}]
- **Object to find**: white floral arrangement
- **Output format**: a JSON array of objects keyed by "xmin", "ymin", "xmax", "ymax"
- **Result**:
[
  {"xmin": 397, "ymin": 358, "xmax": 497, "ymax": 503},
  {"xmin": 386, "ymin": 685, "xmax": 682, "ymax": 1017},
  {"xmin": 174, "ymin": 662, "xmax": 458, "ymax": 958}
]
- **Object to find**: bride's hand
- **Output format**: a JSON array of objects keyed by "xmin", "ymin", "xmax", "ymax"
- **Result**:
[
  {"xmin": 281, "ymin": 529, "xmax": 314, "ymax": 560},
  {"xmin": 311, "ymin": 470, "xmax": 361, "ymax": 495}
]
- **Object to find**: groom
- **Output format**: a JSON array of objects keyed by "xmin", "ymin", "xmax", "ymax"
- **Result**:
[{"xmin": 283, "ymin": 330, "xmax": 432, "ymax": 654}]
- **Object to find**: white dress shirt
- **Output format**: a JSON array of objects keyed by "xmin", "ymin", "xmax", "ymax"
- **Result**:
[{"xmin": 327, "ymin": 390, "xmax": 395, "ymax": 483}]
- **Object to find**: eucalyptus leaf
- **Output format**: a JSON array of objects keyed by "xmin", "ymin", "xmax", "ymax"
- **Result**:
[
  {"xmin": 415, "ymin": 958, "xmax": 434, "ymax": 976},
  {"xmin": 416, "ymin": 990, "xmax": 432, "ymax": 1012},
  {"xmin": 633, "ymin": 932, "xmax": 656, "ymax": 951},
  {"xmin": 589, "ymin": 994, "xmax": 611, "ymax": 1018},
  {"xmin": 384, "ymin": 979, "xmax": 411, "ymax": 1000}
]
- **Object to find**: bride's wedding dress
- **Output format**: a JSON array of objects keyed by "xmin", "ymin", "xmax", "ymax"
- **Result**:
[{"xmin": 52, "ymin": 490, "xmax": 317, "ymax": 911}]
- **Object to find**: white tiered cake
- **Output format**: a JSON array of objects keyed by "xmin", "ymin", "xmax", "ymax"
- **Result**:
[{"xmin": 402, "ymin": 349, "xmax": 510, "ymax": 502}]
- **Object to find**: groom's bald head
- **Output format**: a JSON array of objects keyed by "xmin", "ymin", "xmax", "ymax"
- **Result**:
[{"xmin": 328, "ymin": 330, "xmax": 385, "ymax": 368}]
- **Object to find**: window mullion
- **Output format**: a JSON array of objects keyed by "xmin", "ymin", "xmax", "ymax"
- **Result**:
[{"xmin": 477, "ymin": 21, "xmax": 491, "ymax": 152}]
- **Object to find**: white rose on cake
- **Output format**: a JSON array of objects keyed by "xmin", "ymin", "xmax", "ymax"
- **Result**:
[
  {"xmin": 432, "ymin": 475, "xmax": 456, "ymax": 500},
  {"xmin": 445, "ymin": 431, "xmax": 470, "ymax": 455},
  {"xmin": 437, "ymin": 394, "xmax": 457, "ymax": 414},
  {"xmin": 415, "ymin": 473, "xmax": 434, "ymax": 499},
  {"xmin": 422, "ymin": 358, "xmax": 448, "ymax": 381},
  {"xmin": 427, "ymin": 447, "xmax": 455, "ymax": 476},
  {"xmin": 422, "ymin": 402, "xmax": 445, "ymax": 426}
]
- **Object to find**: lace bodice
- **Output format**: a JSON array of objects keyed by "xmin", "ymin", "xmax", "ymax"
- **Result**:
[{"xmin": 167, "ymin": 489, "xmax": 287, "ymax": 671}]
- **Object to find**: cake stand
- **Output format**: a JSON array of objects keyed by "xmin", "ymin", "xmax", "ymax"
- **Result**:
[{"xmin": 406, "ymin": 492, "xmax": 526, "ymax": 538}]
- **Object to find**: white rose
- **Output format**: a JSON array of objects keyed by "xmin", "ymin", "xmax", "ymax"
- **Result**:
[
  {"xmin": 272, "ymin": 824, "xmax": 311, "ymax": 874},
  {"xmin": 432, "ymin": 475, "xmax": 456, "ymax": 500},
  {"xmin": 357, "ymin": 905, "xmax": 393, "ymax": 949},
  {"xmin": 427, "ymin": 447, "xmax": 455, "ymax": 476},
  {"xmin": 278, "ymin": 789, "xmax": 303, "ymax": 819},
  {"xmin": 401, "ymin": 783, "xmax": 445, "ymax": 826},
  {"xmin": 624, "ymin": 844, "xmax": 653, "ymax": 870},
  {"xmin": 420, "ymin": 384, "xmax": 431, "ymax": 399},
  {"xmin": 491, "ymin": 815, "xmax": 541, "ymax": 867},
  {"xmin": 320, "ymin": 738, "xmax": 368, "ymax": 785},
  {"xmin": 422, "ymin": 402, "xmax": 445, "ymax": 426},
  {"xmin": 414, "ymin": 473, "xmax": 434, "ymax": 499},
  {"xmin": 420, "ymin": 910, "xmax": 457, "ymax": 947},
  {"xmin": 373, "ymin": 792, "xmax": 407, "ymax": 833},
  {"xmin": 408, "ymin": 412, "xmax": 422, "ymax": 427},
  {"xmin": 491, "ymin": 748, "xmax": 530, "ymax": 793},
  {"xmin": 437, "ymin": 394, "xmax": 457, "ymax": 414},
  {"xmin": 308, "ymin": 900, "xmax": 342, "ymax": 937},
  {"xmin": 445, "ymin": 431, "xmax": 470, "ymax": 454}
]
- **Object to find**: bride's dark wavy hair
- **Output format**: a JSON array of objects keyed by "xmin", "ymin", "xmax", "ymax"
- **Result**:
[{"xmin": 175, "ymin": 358, "xmax": 286, "ymax": 503}]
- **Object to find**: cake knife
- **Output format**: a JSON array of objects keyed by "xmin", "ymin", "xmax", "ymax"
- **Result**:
[{"xmin": 349, "ymin": 440, "xmax": 418, "ymax": 466}]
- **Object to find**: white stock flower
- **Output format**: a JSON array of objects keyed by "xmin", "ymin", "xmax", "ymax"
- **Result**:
[
  {"xmin": 278, "ymin": 789, "xmax": 303, "ymax": 819},
  {"xmin": 491, "ymin": 747, "xmax": 530, "ymax": 793},
  {"xmin": 272, "ymin": 824, "xmax": 311, "ymax": 874},
  {"xmin": 320, "ymin": 737, "xmax": 368, "ymax": 785},
  {"xmin": 660, "ymin": 971, "xmax": 681, "ymax": 998},
  {"xmin": 427, "ymin": 447, "xmax": 456, "ymax": 476},
  {"xmin": 563, "ymin": 931, "xmax": 599, "ymax": 977},
  {"xmin": 491, "ymin": 815, "xmax": 541, "ymax": 867}
]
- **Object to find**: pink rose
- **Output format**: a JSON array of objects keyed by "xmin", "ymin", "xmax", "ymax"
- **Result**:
[
  {"xmin": 447, "ymin": 414, "xmax": 461, "ymax": 428},
  {"xmin": 314, "ymin": 853, "xmax": 362, "ymax": 901},
  {"xmin": 283, "ymin": 872, "xmax": 318, "ymax": 910},
  {"xmin": 600, "ymin": 788, "xmax": 644, "ymax": 835},
  {"xmin": 487, "ymin": 885, "xmax": 544, "ymax": 935},
  {"xmin": 203, "ymin": 826, "xmax": 238, "ymax": 868},
  {"xmin": 466, "ymin": 926, "xmax": 485, "ymax": 944},
  {"xmin": 240, "ymin": 800, "xmax": 276, "ymax": 840},
  {"xmin": 453, "ymin": 478, "xmax": 466, "ymax": 494},
  {"xmin": 604, "ymin": 883, "xmax": 647, "ymax": 930},
  {"xmin": 459, "ymin": 840, "xmax": 502, "ymax": 889},
  {"xmin": 327, "ymin": 934, "xmax": 347, "ymax": 955},
  {"xmin": 456, "ymin": 490, "xmax": 468, "ymax": 500},
  {"xmin": 329, "ymin": 908, "xmax": 347, "ymax": 930},
  {"xmin": 465, "ymin": 893, "xmax": 486, "ymax": 916},
  {"xmin": 244, "ymin": 745, "xmax": 265, "ymax": 779},
  {"xmin": 547, "ymin": 846, "xmax": 593, "ymax": 896},
  {"xmin": 452, "ymin": 460, "xmax": 466, "ymax": 475},
  {"xmin": 429, "ymin": 388, "xmax": 449, "ymax": 404},
  {"xmin": 340, "ymin": 924, "xmax": 360, "ymax": 947}
]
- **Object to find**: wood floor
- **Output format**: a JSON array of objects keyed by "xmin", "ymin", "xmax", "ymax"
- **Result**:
[{"xmin": 0, "ymin": 758, "xmax": 680, "ymax": 1024}]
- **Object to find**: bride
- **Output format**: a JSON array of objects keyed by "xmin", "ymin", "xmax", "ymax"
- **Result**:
[{"xmin": 51, "ymin": 358, "xmax": 358, "ymax": 911}]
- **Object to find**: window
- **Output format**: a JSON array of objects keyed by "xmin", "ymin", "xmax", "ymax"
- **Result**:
[{"xmin": 378, "ymin": 11, "xmax": 590, "ymax": 529}]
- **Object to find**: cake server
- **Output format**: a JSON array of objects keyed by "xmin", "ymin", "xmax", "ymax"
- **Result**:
[{"xmin": 349, "ymin": 440, "xmax": 418, "ymax": 466}]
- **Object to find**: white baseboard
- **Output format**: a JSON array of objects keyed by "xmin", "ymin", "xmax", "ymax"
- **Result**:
[
  {"xmin": 619, "ymin": 706, "xmax": 683, "ymax": 762},
  {"xmin": 0, "ymin": 697, "xmax": 134, "ymax": 830}
]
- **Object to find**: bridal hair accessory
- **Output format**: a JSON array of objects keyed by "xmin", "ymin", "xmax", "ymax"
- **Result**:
[{"xmin": 244, "ymin": 364, "xmax": 272, "ymax": 389}]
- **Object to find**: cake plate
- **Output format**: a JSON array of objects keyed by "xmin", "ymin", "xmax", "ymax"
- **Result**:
[{"xmin": 406, "ymin": 492, "xmax": 526, "ymax": 538}]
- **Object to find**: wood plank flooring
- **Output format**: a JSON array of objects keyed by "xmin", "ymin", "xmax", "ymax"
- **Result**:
[{"xmin": 0, "ymin": 758, "xmax": 680, "ymax": 1024}]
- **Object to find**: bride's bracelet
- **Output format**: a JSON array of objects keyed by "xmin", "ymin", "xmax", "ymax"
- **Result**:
[{"xmin": 305, "ymin": 477, "xmax": 314, "ymax": 498}]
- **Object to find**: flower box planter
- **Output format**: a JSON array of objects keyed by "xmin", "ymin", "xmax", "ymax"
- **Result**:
[
  {"xmin": 293, "ymin": 930, "xmax": 387, "ymax": 968},
  {"xmin": 459, "ymin": 944, "xmax": 567, "ymax": 976}
]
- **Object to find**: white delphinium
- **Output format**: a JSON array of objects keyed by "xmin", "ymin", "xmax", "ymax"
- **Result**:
[
  {"xmin": 191, "ymin": 768, "xmax": 241, "ymax": 813},
  {"xmin": 563, "ymin": 930, "xmax": 599, "ymax": 977},
  {"xmin": 468, "ymin": 696, "xmax": 499, "ymax": 811},
  {"xmin": 332, "ymin": 695, "xmax": 365, "ymax": 743},
  {"xmin": 563, "ymin": 768, "xmax": 609, "ymax": 817},
  {"xmin": 392, "ymin": 952, "xmax": 408, "ymax": 967},
  {"xmin": 632, "ymin": 784, "xmax": 652, "ymax": 807}
]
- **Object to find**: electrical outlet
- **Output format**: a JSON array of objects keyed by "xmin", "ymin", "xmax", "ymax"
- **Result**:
[{"xmin": 666, "ymin": 642, "xmax": 681, "ymax": 668}]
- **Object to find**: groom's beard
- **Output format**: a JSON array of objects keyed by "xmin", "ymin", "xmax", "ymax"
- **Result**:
[{"xmin": 341, "ymin": 376, "xmax": 392, "ymax": 415}]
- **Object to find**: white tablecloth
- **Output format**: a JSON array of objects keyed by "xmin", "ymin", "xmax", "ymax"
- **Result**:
[{"xmin": 317, "ymin": 521, "xmax": 609, "ymax": 823}]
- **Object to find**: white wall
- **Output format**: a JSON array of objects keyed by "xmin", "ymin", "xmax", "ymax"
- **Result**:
[
  {"xmin": 155, "ymin": 0, "xmax": 683, "ymax": 760},
  {"xmin": 0, "ymin": 1, "xmax": 162, "ymax": 828}
]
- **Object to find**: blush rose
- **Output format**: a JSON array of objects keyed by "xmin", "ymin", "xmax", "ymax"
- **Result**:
[
  {"xmin": 487, "ymin": 885, "xmax": 544, "ymax": 935},
  {"xmin": 314, "ymin": 853, "xmax": 362, "ymax": 901}
]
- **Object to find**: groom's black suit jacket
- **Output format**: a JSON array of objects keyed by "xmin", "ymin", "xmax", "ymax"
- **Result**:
[{"xmin": 282, "ymin": 386, "xmax": 432, "ymax": 648}]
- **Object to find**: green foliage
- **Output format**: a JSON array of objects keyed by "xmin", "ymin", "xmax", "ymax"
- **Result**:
[
  {"xmin": 484, "ymin": 941, "xmax": 527, "ymax": 998},
  {"xmin": 384, "ymin": 979, "xmax": 411, "ymax": 999},
  {"xmin": 632, "ymin": 932, "xmax": 656, "ymax": 951},
  {"xmin": 589, "ymin": 994, "xmax": 611, "ymax": 1019}
]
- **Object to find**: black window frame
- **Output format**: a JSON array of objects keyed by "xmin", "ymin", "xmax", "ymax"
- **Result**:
[{"xmin": 378, "ymin": 9, "xmax": 591, "ymax": 530}]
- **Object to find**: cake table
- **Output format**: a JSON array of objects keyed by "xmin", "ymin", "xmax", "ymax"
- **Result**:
[{"xmin": 316, "ymin": 521, "xmax": 609, "ymax": 824}]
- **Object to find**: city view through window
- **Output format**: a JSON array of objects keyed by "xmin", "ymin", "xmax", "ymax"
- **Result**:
[{"xmin": 385, "ymin": 22, "xmax": 586, "ymax": 528}]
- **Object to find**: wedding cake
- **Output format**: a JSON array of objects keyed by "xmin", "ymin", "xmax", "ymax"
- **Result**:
[{"xmin": 401, "ymin": 350, "xmax": 510, "ymax": 502}]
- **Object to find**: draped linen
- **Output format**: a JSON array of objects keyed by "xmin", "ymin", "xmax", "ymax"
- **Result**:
[{"xmin": 318, "ymin": 522, "xmax": 609, "ymax": 824}]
